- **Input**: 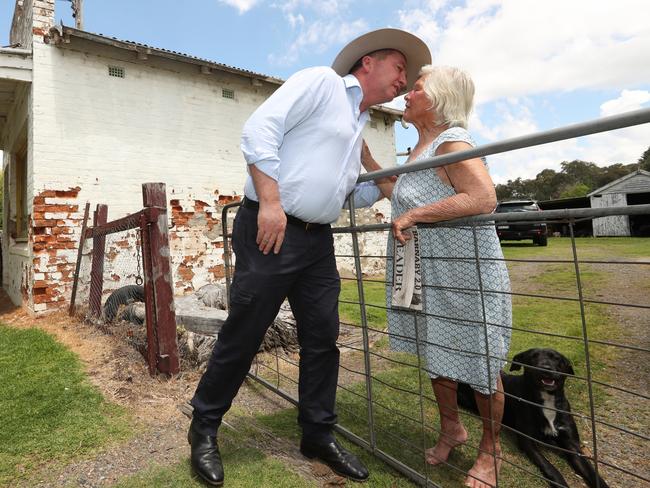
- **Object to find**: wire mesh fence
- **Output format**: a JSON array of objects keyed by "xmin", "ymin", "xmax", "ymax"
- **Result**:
[
  {"xmin": 73, "ymin": 223, "xmax": 144, "ymax": 325},
  {"xmin": 233, "ymin": 204, "xmax": 649, "ymax": 488},
  {"xmin": 69, "ymin": 183, "xmax": 179, "ymax": 375}
]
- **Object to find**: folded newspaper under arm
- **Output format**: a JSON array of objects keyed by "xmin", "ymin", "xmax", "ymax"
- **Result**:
[{"xmin": 391, "ymin": 226, "xmax": 422, "ymax": 311}]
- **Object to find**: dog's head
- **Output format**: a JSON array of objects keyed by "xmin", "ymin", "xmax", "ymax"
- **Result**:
[{"xmin": 509, "ymin": 348, "xmax": 574, "ymax": 393}]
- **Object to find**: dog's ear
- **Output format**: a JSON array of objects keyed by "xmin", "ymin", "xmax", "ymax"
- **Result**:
[
  {"xmin": 510, "ymin": 349, "xmax": 535, "ymax": 371},
  {"xmin": 561, "ymin": 355, "xmax": 575, "ymax": 376}
]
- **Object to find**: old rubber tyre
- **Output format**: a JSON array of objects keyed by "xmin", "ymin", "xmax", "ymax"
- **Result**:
[{"xmin": 103, "ymin": 285, "xmax": 145, "ymax": 323}]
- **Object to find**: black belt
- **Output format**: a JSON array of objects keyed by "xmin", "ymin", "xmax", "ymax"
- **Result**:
[{"xmin": 241, "ymin": 197, "xmax": 329, "ymax": 230}]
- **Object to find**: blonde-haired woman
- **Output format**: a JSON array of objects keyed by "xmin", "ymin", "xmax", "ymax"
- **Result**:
[{"xmin": 363, "ymin": 66, "xmax": 512, "ymax": 488}]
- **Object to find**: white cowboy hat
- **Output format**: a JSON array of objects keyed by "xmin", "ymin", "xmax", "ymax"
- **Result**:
[{"xmin": 331, "ymin": 28, "xmax": 431, "ymax": 93}]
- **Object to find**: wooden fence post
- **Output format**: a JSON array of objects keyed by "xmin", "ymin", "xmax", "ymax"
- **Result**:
[
  {"xmin": 142, "ymin": 183, "xmax": 179, "ymax": 375},
  {"xmin": 140, "ymin": 212, "xmax": 157, "ymax": 376},
  {"xmin": 88, "ymin": 204, "xmax": 107, "ymax": 317}
]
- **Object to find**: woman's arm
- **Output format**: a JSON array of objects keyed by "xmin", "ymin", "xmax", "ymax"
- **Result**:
[{"xmin": 392, "ymin": 140, "xmax": 497, "ymax": 244}]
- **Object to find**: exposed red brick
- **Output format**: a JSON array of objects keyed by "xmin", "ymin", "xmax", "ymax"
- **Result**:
[
  {"xmin": 33, "ymin": 219, "xmax": 58, "ymax": 227},
  {"xmin": 33, "ymin": 294, "xmax": 52, "ymax": 304},
  {"xmin": 208, "ymin": 265, "xmax": 225, "ymax": 279},
  {"xmin": 33, "ymin": 204, "xmax": 78, "ymax": 213},
  {"xmin": 177, "ymin": 263, "xmax": 194, "ymax": 281},
  {"xmin": 33, "ymin": 235, "xmax": 55, "ymax": 244},
  {"xmin": 218, "ymin": 195, "xmax": 241, "ymax": 204},
  {"xmin": 54, "ymin": 187, "xmax": 81, "ymax": 198},
  {"xmin": 33, "ymin": 286, "xmax": 49, "ymax": 296},
  {"xmin": 194, "ymin": 200, "xmax": 209, "ymax": 212}
]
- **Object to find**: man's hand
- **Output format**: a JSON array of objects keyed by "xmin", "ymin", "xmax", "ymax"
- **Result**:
[{"xmin": 256, "ymin": 202, "xmax": 286, "ymax": 255}]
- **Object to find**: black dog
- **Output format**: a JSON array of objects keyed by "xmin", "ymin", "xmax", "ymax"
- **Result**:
[{"xmin": 457, "ymin": 348, "xmax": 609, "ymax": 488}]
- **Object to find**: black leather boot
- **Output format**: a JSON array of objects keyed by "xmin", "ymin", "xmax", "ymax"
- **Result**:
[
  {"xmin": 188, "ymin": 420, "xmax": 224, "ymax": 486},
  {"xmin": 300, "ymin": 438, "xmax": 369, "ymax": 482}
]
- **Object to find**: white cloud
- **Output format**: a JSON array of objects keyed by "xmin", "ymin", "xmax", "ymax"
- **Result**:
[
  {"xmin": 275, "ymin": 0, "xmax": 350, "ymax": 16},
  {"xmin": 400, "ymin": 0, "xmax": 650, "ymax": 103},
  {"xmin": 218, "ymin": 0, "xmax": 260, "ymax": 14},
  {"xmin": 393, "ymin": 1, "xmax": 650, "ymax": 182},
  {"xmin": 287, "ymin": 12, "xmax": 305, "ymax": 28},
  {"xmin": 266, "ymin": 0, "xmax": 360, "ymax": 65},
  {"xmin": 476, "ymin": 92, "xmax": 650, "ymax": 184},
  {"xmin": 269, "ymin": 18, "xmax": 367, "ymax": 66},
  {"xmin": 600, "ymin": 90, "xmax": 650, "ymax": 117}
]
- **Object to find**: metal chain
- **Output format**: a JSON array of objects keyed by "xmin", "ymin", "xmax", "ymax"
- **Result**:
[{"xmin": 135, "ymin": 228, "xmax": 144, "ymax": 286}]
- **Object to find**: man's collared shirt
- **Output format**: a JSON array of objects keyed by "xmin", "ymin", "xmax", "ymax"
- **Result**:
[{"xmin": 241, "ymin": 67, "xmax": 380, "ymax": 224}]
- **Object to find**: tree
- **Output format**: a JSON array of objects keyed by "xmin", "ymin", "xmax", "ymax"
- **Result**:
[
  {"xmin": 596, "ymin": 163, "xmax": 637, "ymax": 188},
  {"xmin": 559, "ymin": 160, "xmax": 600, "ymax": 189},
  {"xmin": 559, "ymin": 183, "xmax": 590, "ymax": 199},
  {"xmin": 495, "ymin": 177, "xmax": 536, "ymax": 201},
  {"xmin": 638, "ymin": 146, "xmax": 650, "ymax": 171},
  {"xmin": 531, "ymin": 169, "xmax": 558, "ymax": 201},
  {"xmin": 494, "ymin": 155, "xmax": 644, "ymax": 203}
]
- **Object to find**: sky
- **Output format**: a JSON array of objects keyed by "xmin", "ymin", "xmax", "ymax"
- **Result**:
[{"xmin": 1, "ymin": 0, "xmax": 649, "ymax": 184}]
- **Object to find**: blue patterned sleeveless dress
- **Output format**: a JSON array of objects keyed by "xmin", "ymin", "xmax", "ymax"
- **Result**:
[{"xmin": 386, "ymin": 127, "xmax": 512, "ymax": 394}]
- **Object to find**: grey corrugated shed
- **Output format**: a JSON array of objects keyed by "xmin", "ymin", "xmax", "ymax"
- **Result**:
[{"xmin": 587, "ymin": 169, "xmax": 650, "ymax": 196}]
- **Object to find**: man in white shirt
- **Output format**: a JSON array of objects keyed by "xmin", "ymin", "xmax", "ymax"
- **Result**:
[{"xmin": 190, "ymin": 28, "xmax": 430, "ymax": 486}]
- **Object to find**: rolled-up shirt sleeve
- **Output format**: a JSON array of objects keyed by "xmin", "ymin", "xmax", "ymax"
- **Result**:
[
  {"xmin": 240, "ymin": 67, "xmax": 331, "ymax": 181},
  {"xmin": 349, "ymin": 181, "xmax": 382, "ymax": 208}
]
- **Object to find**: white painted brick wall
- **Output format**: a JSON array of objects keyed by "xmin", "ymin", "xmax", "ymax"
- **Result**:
[
  {"xmin": 11, "ymin": 40, "xmax": 400, "ymax": 306},
  {"xmin": 31, "ymin": 43, "xmax": 399, "ymax": 219}
]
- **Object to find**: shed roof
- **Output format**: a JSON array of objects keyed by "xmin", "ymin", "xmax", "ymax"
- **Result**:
[{"xmin": 587, "ymin": 169, "xmax": 650, "ymax": 197}]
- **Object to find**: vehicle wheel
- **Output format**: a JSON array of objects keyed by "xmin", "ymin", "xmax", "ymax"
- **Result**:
[
  {"xmin": 103, "ymin": 285, "xmax": 145, "ymax": 323},
  {"xmin": 536, "ymin": 235, "xmax": 548, "ymax": 246}
]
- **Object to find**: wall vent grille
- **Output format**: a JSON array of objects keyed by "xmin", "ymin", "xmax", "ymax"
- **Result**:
[{"xmin": 108, "ymin": 66, "xmax": 125, "ymax": 78}]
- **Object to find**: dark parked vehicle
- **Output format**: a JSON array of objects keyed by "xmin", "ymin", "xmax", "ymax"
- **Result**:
[{"xmin": 495, "ymin": 200, "xmax": 548, "ymax": 246}]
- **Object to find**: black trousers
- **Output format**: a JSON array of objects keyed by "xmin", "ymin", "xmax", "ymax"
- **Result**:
[{"xmin": 191, "ymin": 205, "xmax": 341, "ymax": 441}]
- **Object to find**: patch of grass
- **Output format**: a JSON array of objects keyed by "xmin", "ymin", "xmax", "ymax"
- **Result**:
[
  {"xmin": 115, "ymin": 426, "xmax": 312, "ymax": 488},
  {"xmin": 501, "ymin": 236, "xmax": 650, "ymax": 260},
  {"xmin": 256, "ymin": 407, "xmax": 420, "ymax": 488},
  {"xmin": 339, "ymin": 277, "xmax": 387, "ymax": 330},
  {"xmin": 0, "ymin": 325, "xmax": 132, "ymax": 485},
  {"xmin": 509, "ymin": 261, "xmax": 617, "ymax": 407}
]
